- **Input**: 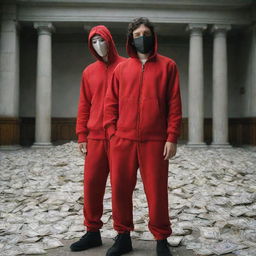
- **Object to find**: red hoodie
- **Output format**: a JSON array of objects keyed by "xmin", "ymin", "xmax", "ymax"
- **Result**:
[
  {"xmin": 76, "ymin": 25, "xmax": 126, "ymax": 143},
  {"xmin": 103, "ymin": 31, "xmax": 182, "ymax": 143}
]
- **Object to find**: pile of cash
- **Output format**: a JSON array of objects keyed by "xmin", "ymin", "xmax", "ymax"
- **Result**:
[{"xmin": 0, "ymin": 142, "xmax": 255, "ymax": 255}]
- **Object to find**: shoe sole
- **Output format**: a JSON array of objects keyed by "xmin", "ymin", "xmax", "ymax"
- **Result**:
[
  {"xmin": 70, "ymin": 242, "xmax": 103, "ymax": 252},
  {"xmin": 106, "ymin": 247, "xmax": 133, "ymax": 256}
]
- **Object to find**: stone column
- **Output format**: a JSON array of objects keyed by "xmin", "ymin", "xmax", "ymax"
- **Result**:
[
  {"xmin": 211, "ymin": 24, "xmax": 232, "ymax": 148},
  {"xmin": 186, "ymin": 24, "xmax": 207, "ymax": 147},
  {"xmin": 0, "ymin": 4, "xmax": 21, "ymax": 150},
  {"xmin": 32, "ymin": 22, "xmax": 55, "ymax": 148}
]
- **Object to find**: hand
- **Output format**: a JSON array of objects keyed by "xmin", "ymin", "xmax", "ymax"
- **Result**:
[
  {"xmin": 78, "ymin": 142, "xmax": 87, "ymax": 155},
  {"xmin": 163, "ymin": 142, "xmax": 177, "ymax": 160}
]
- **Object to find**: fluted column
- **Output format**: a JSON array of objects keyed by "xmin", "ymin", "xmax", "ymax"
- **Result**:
[
  {"xmin": 32, "ymin": 22, "xmax": 55, "ymax": 148},
  {"xmin": 186, "ymin": 24, "xmax": 207, "ymax": 147},
  {"xmin": 211, "ymin": 24, "xmax": 232, "ymax": 148},
  {"xmin": 0, "ymin": 4, "xmax": 21, "ymax": 150}
]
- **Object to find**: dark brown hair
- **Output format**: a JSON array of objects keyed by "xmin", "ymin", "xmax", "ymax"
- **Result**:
[{"xmin": 127, "ymin": 17, "xmax": 155, "ymax": 38}]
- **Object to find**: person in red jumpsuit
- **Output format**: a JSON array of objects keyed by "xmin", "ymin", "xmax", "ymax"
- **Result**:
[
  {"xmin": 103, "ymin": 17, "xmax": 182, "ymax": 256},
  {"xmin": 70, "ymin": 25, "xmax": 125, "ymax": 252}
]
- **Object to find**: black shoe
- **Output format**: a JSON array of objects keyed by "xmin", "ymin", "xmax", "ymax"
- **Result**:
[
  {"xmin": 70, "ymin": 231, "xmax": 102, "ymax": 251},
  {"xmin": 156, "ymin": 239, "xmax": 172, "ymax": 256},
  {"xmin": 106, "ymin": 232, "xmax": 133, "ymax": 256}
]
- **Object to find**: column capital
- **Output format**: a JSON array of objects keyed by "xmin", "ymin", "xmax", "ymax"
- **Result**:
[
  {"xmin": 186, "ymin": 24, "xmax": 207, "ymax": 36},
  {"xmin": 211, "ymin": 24, "xmax": 231, "ymax": 34},
  {"xmin": 1, "ymin": 19, "xmax": 20, "ymax": 33},
  {"xmin": 34, "ymin": 22, "xmax": 55, "ymax": 35}
]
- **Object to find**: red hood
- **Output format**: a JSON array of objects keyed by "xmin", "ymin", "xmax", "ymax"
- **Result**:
[
  {"xmin": 88, "ymin": 25, "xmax": 119, "ymax": 63},
  {"xmin": 126, "ymin": 30, "xmax": 158, "ymax": 60}
]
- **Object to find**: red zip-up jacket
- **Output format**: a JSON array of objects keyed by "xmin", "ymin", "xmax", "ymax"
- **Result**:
[
  {"xmin": 76, "ymin": 25, "xmax": 126, "ymax": 143},
  {"xmin": 103, "ymin": 31, "xmax": 182, "ymax": 143}
]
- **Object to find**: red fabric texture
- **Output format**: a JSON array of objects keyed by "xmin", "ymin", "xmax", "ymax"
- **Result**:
[
  {"xmin": 103, "ymin": 30, "xmax": 182, "ymax": 143},
  {"xmin": 83, "ymin": 139, "xmax": 110, "ymax": 231},
  {"xmin": 109, "ymin": 135, "xmax": 172, "ymax": 240},
  {"xmin": 76, "ymin": 25, "xmax": 126, "ymax": 143}
]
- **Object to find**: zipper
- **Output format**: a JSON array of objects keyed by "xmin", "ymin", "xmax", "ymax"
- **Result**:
[
  {"xmin": 137, "ymin": 62, "xmax": 145, "ymax": 140},
  {"xmin": 104, "ymin": 63, "xmax": 109, "ymax": 140},
  {"xmin": 104, "ymin": 62, "xmax": 109, "ymax": 92}
]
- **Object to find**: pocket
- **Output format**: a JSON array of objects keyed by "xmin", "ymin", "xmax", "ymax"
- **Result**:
[
  {"xmin": 110, "ymin": 134, "xmax": 115, "ymax": 141},
  {"xmin": 140, "ymin": 97, "xmax": 165, "ymax": 133},
  {"xmin": 117, "ymin": 98, "xmax": 137, "ymax": 131},
  {"xmin": 109, "ymin": 134, "xmax": 118, "ymax": 149}
]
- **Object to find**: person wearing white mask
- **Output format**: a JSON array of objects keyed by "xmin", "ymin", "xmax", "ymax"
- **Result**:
[
  {"xmin": 91, "ymin": 34, "xmax": 108, "ymax": 61},
  {"xmin": 70, "ymin": 25, "xmax": 126, "ymax": 252}
]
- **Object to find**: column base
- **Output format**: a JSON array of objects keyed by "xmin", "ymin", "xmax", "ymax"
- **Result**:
[
  {"xmin": 0, "ymin": 144, "xmax": 22, "ymax": 151},
  {"xmin": 209, "ymin": 143, "xmax": 232, "ymax": 148},
  {"xmin": 186, "ymin": 142, "xmax": 208, "ymax": 148},
  {"xmin": 32, "ymin": 142, "xmax": 53, "ymax": 148}
]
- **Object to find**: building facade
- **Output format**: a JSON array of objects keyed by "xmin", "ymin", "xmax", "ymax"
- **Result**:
[{"xmin": 0, "ymin": 0, "xmax": 256, "ymax": 149}]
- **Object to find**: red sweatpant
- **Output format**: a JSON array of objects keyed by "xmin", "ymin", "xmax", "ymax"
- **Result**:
[
  {"xmin": 83, "ymin": 139, "xmax": 110, "ymax": 231},
  {"xmin": 109, "ymin": 135, "xmax": 172, "ymax": 240}
]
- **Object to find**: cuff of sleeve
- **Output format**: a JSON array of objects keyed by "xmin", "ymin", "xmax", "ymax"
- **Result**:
[
  {"xmin": 78, "ymin": 133, "xmax": 88, "ymax": 143},
  {"xmin": 106, "ymin": 124, "xmax": 116, "ymax": 140},
  {"xmin": 167, "ymin": 133, "xmax": 178, "ymax": 144}
]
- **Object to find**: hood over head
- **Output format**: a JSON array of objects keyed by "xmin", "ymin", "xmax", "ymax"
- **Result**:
[
  {"xmin": 88, "ymin": 25, "xmax": 119, "ymax": 63},
  {"xmin": 126, "ymin": 29, "xmax": 158, "ymax": 60}
]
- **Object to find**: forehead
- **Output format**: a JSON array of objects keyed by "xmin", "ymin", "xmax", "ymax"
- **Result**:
[{"xmin": 133, "ymin": 24, "xmax": 151, "ymax": 34}]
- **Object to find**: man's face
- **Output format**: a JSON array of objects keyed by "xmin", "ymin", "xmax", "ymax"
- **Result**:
[
  {"xmin": 132, "ymin": 24, "xmax": 152, "ymax": 39},
  {"xmin": 132, "ymin": 24, "xmax": 154, "ymax": 54}
]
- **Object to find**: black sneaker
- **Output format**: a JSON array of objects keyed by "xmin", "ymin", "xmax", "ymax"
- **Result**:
[
  {"xmin": 106, "ymin": 232, "xmax": 133, "ymax": 256},
  {"xmin": 156, "ymin": 239, "xmax": 172, "ymax": 256},
  {"xmin": 70, "ymin": 230, "xmax": 102, "ymax": 251}
]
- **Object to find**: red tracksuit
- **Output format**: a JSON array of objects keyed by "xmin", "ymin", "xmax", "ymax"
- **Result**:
[
  {"xmin": 76, "ymin": 25, "xmax": 125, "ymax": 231},
  {"xmin": 103, "ymin": 31, "xmax": 182, "ymax": 240}
]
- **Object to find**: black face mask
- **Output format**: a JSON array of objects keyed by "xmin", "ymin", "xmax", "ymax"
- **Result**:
[{"xmin": 133, "ymin": 35, "xmax": 154, "ymax": 54}]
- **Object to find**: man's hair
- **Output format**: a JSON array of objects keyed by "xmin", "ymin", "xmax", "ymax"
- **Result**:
[{"xmin": 127, "ymin": 17, "xmax": 155, "ymax": 37}]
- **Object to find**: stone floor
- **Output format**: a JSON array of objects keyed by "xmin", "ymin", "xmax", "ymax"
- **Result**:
[
  {"xmin": 43, "ymin": 237, "xmax": 237, "ymax": 256},
  {"xmin": 47, "ymin": 237, "xmax": 198, "ymax": 256}
]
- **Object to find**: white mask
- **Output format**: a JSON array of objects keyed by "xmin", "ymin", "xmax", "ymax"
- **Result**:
[{"xmin": 92, "ymin": 35, "xmax": 108, "ymax": 57}]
